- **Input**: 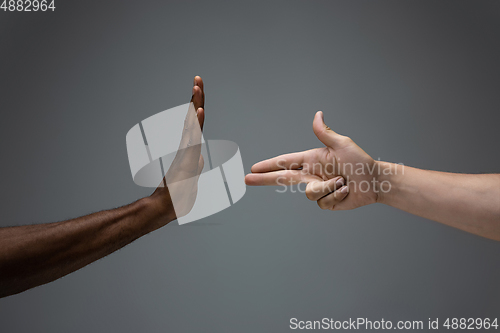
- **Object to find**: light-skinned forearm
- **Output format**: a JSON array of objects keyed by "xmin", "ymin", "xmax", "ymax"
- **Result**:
[
  {"xmin": 377, "ymin": 162, "xmax": 500, "ymax": 241},
  {"xmin": 0, "ymin": 195, "xmax": 174, "ymax": 298}
]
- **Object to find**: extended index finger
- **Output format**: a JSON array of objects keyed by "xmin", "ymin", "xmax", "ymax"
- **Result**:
[{"xmin": 250, "ymin": 151, "xmax": 309, "ymax": 173}]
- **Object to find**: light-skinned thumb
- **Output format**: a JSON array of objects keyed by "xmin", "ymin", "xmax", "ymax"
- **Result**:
[{"xmin": 312, "ymin": 111, "xmax": 343, "ymax": 148}]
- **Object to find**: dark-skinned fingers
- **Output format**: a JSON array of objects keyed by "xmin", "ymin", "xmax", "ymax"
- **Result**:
[
  {"xmin": 191, "ymin": 85, "xmax": 204, "ymax": 110},
  {"xmin": 173, "ymin": 103, "xmax": 203, "ymax": 172},
  {"xmin": 305, "ymin": 176, "xmax": 344, "ymax": 201},
  {"xmin": 317, "ymin": 185, "xmax": 349, "ymax": 210},
  {"xmin": 197, "ymin": 107, "xmax": 205, "ymax": 131},
  {"xmin": 179, "ymin": 103, "xmax": 202, "ymax": 148},
  {"xmin": 194, "ymin": 76, "xmax": 204, "ymax": 92}
]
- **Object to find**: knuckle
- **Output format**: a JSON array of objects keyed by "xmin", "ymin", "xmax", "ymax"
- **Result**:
[
  {"xmin": 317, "ymin": 199, "xmax": 329, "ymax": 210},
  {"xmin": 340, "ymin": 136, "xmax": 352, "ymax": 145},
  {"xmin": 305, "ymin": 186, "xmax": 315, "ymax": 200}
]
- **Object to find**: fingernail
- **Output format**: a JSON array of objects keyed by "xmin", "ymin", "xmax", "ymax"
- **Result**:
[
  {"xmin": 335, "ymin": 177, "xmax": 344, "ymax": 188},
  {"xmin": 340, "ymin": 186, "xmax": 349, "ymax": 194}
]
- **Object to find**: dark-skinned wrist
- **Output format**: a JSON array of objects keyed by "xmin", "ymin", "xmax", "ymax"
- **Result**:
[{"xmin": 140, "ymin": 191, "xmax": 177, "ymax": 232}]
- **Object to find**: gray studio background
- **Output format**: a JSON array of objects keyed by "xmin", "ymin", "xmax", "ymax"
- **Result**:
[{"xmin": 1, "ymin": 1, "xmax": 500, "ymax": 332}]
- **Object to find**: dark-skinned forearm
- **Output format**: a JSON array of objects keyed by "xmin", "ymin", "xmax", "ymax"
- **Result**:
[{"xmin": 0, "ymin": 195, "xmax": 174, "ymax": 298}]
